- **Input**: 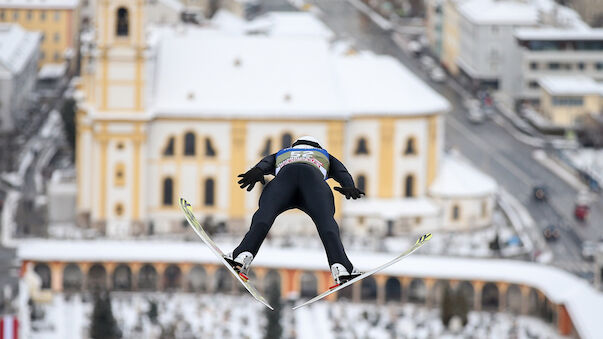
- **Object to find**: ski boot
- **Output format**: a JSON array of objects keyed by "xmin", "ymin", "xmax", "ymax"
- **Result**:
[
  {"xmin": 330, "ymin": 263, "xmax": 361, "ymax": 288},
  {"xmin": 224, "ymin": 251, "xmax": 253, "ymax": 280}
]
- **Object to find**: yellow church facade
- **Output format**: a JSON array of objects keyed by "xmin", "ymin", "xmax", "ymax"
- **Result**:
[{"xmin": 75, "ymin": 0, "xmax": 497, "ymax": 238}]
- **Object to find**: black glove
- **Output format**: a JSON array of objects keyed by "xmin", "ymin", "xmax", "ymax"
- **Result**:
[
  {"xmin": 334, "ymin": 186, "xmax": 365, "ymax": 200},
  {"xmin": 237, "ymin": 167, "xmax": 265, "ymax": 191}
]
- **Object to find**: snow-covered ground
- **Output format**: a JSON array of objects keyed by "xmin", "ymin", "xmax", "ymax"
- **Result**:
[{"xmin": 30, "ymin": 292, "xmax": 565, "ymax": 339}]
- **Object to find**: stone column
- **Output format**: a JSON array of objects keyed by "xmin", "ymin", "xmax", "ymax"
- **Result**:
[
  {"xmin": 105, "ymin": 262, "xmax": 117, "ymax": 291},
  {"xmin": 473, "ymin": 281, "xmax": 484, "ymax": 311},
  {"xmin": 180, "ymin": 263, "xmax": 193, "ymax": 292},
  {"xmin": 520, "ymin": 285, "xmax": 531, "ymax": 315},
  {"xmin": 497, "ymin": 282, "xmax": 509, "ymax": 312},
  {"xmin": 375, "ymin": 275, "xmax": 387, "ymax": 305},
  {"xmin": 424, "ymin": 278, "xmax": 436, "ymax": 307},
  {"xmin": 155, "ymin": 263, "xmax": 167, "ymax": 291},
  {"xmin": 130, "ymin": 262, "xmax": 142, "ymax": 291},
  {"xmin": 401, "ymin": 277, "xmax": 411, "ymax": 303},
  {"xmin": 80, "ymin": 262, "xmax": 92, "ymax": 291},
  {"xmin": 352, "ymin": 281, "xmax": 361, "ymax": 303},
  {"xmin": 49, "ymin": 262, "xmax": 65, "ymax": 293},
  {"xmin": 204, "ymin": 264, "xmax": 218, "ymax": 293}
]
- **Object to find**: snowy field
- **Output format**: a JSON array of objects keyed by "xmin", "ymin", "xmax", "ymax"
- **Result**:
[{"xmin": 30, "ymin": 293, "xmax": 565, "ymax": 339}]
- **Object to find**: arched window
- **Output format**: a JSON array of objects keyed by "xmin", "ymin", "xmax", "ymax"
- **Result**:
[
  {"xmin": 205, "ymin": 137, "xmax": 216, "ymax": 157},
  {"xmin": 300, "ymin": 272, "xmax": 317, "ymax": 298},
  {"xmin": 481, "ymin": 283, "xmax": 500, "ymax": 311},
  {"xmin": 163, "ymin": 137, "xmax": 174, "ymax": 156},
  {"xmin": 452, "ymin": 204, "xmax": 460, "ymax": 221},
  {"xmin": 34, "ymin": 264, "xmax": 51, "ymax": 289},
  {"xmin": 184, "ymin": 132, "xmax": 196, "ymax": 156},
  {"xmin": 404, "ymin": 174, "xmax": 415, "ymax": 197},
  {"xmin": 113, "ymin": 264, "xmax": 132, "ymax": 291},
  {"xmin": 164, "ymin": 265, "xmax": 182, "ymax": 291},
  {"xmin": 404, "ymin": 137, "xmax": 417, "ymax": 155},
  {"xmin": 360, "ymin": 276, "xmax": 377, "ymax": 301},
  {"xmin": 261, "ymin": 138, "xmax": 272, "ymax": 156},
  {"xmin": 356, "ymin": 175, "xmax": 366, "ymax": 192},
  {"xmin": 281, "ymin": 133, "xmax": 293, "ymax": 149},
  {"xmin": 63, "ymin": 264, "xmax": 83, "ymax": 292},
  {"xmin": 385, "ymin": 277, "xmax": 402, "ymax": 302},
  {"xmin": 188, "ymin": 265, "xmax": 207, "ymax": 292},
  {"xmin": 263, "ymin": 270, "xmax": 281, "ymax": 294},
  {"xmin": 138, "ymin": 264, "xmax": 158, "ymax": 291},
  {"xmin": 408, "ymin": 279, "xmax": 426, "ymax": 304},
  {"xmin": 354, "ymin": 137, "xmax": 369, "ymax": 155},
  {"xmin": 87, "ymin": 264, "xmax": 107, "ymax": 291},
  {"xmin": 116, "ymin": 7, "xmax": 129, "ymax": 36},
  {"xmin": 204, "ymin": 178, "xmax": 215, "ymax": 206},
  {"xmin": 162, "ymin": 178, "xmax": 173, "ymax": 206}
]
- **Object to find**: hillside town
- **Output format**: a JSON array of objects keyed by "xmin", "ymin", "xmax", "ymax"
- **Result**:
[{"xmin": 0, "ymin": 0, "xmax": 602, "ymax": 337}]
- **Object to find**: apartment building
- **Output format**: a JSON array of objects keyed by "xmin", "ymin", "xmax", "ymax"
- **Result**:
[{"xmin": 0, "ymin": 0, "xmax": 79, "ymax": 69}]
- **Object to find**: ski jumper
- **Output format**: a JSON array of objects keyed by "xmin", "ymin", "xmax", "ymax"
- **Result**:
[{"xmin": 233, "ymin": 148, "xmax": 355, "ymax": 272}]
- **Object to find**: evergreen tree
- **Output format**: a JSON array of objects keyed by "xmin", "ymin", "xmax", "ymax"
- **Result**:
[
  {"xmin": 441, "ymin": 286, "xmax": 454, "ymax": 327},
  {"xmin": 148, "ymin": 300, "xmax": 159, "ymax": 324},
  {"xmin": 90, "ymin": 292, "xmax": 121, "ymax": 339},
  {"xmin": 453, "ymin": 289, "xmax": 469, "ymax": 326},
  {"xmin": 264, "ymin": 282, "xmax": 282, "ymax": 339}
]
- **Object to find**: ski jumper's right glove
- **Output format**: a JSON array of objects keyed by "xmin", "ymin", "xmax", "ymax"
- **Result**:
[
  {"xmin": 334, "ymin": 186, "xmax": 365, "ymax": 200},
  {"xmin": 237, "ymin": 167, "xmax": 265, "ymax": 191}
]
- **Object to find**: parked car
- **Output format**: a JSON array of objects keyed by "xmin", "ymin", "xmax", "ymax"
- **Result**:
[
  {"xmin": 581, "ymin": 241, "xmax": 598, "ymax": 261},
  {"xmin": 467, "ymin": 106, "xmax": 485, "ymax": 124},
  {"xmin": 429, "ymin": 67, "xmax": 446, "ymax": 83},
  {"xmin": 408, "ymin": 40, "xmax": 422, "ymax": 56},
  {"xmin": 543, "ymin": 225, "xmax": 560, "ymax": 242},
  {"xmin": 532, "ymin": 185, "xmax": 548, "ymax": 202},
  {"xmin": 420, "ymin": 55, "xmax": 436, "ymax": 70}
]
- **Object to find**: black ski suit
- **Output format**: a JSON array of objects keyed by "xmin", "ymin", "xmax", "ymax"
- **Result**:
[{"xmin": 233, "ymin": 151, "xmax": 356, "ymax": 272}]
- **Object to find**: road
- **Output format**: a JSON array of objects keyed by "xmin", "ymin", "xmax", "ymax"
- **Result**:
[{"xmin": 259, "ymin": 0, "xmax": 601, "ymax": 275}]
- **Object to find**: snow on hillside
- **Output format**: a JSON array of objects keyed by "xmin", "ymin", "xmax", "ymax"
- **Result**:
[{"xmin": 30, "ymin": 292, "xmax": 565, "ymax": 339}]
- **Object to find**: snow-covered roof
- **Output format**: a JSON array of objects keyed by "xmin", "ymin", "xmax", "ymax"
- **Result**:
[
  {"xmin": 157, "ymin": 0, "xmax": 184, "ymax": 12},
  {"xmin": 515, "ymin": 28, "xmax": 603, "ymax": 41},
  {"xmin": 210, "ymin": 10, "xmax": 334, "ymax": 39},
  {"xmin": 343, "ymin": 198, "xmax": 440, "ymax": 219},
  {"xmin": 255, "ymin": 12, "xmax": 335, "ymax": 40},
  {"xmin": 0, "ymin": 0, "xmax": 78, "ymax": 9},
  {"xmin": 539, "ymin": 76, "xmax": 603, "ymax": 96},
  {"xmin": 335, "ymin": 52, "xmax": 450, "ymax": 115},
  {"xmin": 0, "ymin": 24, "xmax": 40, "ymax": 75},
  {"xmin": 149, "ymin": 27, "xmax": 449, "ymax": 119},
  {"xmin": 459, "ymin": 0, "xmax": 539, "ymax": 25},
  {"xmin": 429, "ymin": 152, "xmax": 497, "ymax": 198},
  {"xmin": 17, "ymin": 240, "xmax": 603, "ymax": 339},
  {"xmin": 38, "ymin": 63, "xmax": 67, "ymax": 79}
]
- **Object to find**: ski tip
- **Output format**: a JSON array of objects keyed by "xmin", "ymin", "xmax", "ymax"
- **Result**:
[
  {"xmin": 416, "ymin": 233, "xmax": 433, "ymax": 245},
  {"xmin": 179, "ymin": 197, "xmax": 192, "ymax": 209}
]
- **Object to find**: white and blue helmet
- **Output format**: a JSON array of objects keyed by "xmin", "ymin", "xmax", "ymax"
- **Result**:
[{"xmin": 292, "ymin": 136, "xmax": 323, "ymax": 149}]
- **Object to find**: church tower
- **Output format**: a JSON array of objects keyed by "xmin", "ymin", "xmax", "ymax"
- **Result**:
[{"xmin": 76, "ymin": 0, "xmax": 148, "ymax": 237}]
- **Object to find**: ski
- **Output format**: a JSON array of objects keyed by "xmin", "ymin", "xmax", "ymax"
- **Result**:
[
  {"xmin": 179, "ymin": 197, "xmax": 273, "ymax": 310},
  {"xmin": 292, "ymin": 233, "xmax": 433, "ymax": 310}
]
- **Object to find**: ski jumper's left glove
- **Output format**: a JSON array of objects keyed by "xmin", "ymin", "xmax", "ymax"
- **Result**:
[
  {"xmin": 334, "ymin": 186, "xmax": 365, "ymax": 200},
  {"xmin": 237, "ymin": 167, "xmax": 265, "ymax": 191}
]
